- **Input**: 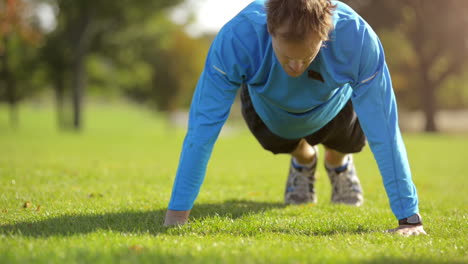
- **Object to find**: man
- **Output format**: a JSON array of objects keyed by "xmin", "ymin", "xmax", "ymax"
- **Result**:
[{"xmin": 164, "ymin": 0, "xmax": 426, "ymax": 236}]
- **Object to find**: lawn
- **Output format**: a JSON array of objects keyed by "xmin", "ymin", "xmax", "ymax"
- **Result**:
[{"xmin": 0, "ymin": 102, "xmax": 467, "ymax": 263}]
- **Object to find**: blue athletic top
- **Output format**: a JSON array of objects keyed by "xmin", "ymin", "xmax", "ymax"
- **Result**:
[{"xmin": 168, "ymin": 0, "xmax": 419, "ymax": 220}]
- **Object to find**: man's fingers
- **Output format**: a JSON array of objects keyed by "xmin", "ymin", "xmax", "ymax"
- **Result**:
[{"xmin": 386, "ymin": 225, "xmax": 427, "ymax": 236}]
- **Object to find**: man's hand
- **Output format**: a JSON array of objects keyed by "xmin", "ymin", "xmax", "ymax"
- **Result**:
[
  {"xmin": 163, "ymin": 209, "xmax": 190, "ymax": 226},
  {"xmin": 386, "ymin": 213, "xmax": 427, "ymax": 236},
  {"xmin": 386, "ymin": 224, "xmax": 427, "ymax": 236}
]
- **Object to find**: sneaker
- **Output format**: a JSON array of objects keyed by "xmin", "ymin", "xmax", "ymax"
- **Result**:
[
  {"xmin": 325, "ymin": 155, "xmax": 364, "ymax": 206},
  {"xmin": 284, "ymin": 147, "xmax": 318, "ymax": 205}
]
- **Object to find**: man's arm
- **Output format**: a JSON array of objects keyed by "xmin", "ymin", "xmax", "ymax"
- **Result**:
[
  {"xmin": 164, "ymin": 69, "xmax": 239, "ymax": 224},
  {"xmin": 349, "ymin": 23, "xmax": 425, "ymax": 234},
  {"xmin": 164, "ymin": 28, "xmax": 251, "ymax": 225}
]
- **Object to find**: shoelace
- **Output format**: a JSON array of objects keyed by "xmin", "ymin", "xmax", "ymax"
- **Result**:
[
  {"xmin": 332, "ymin": 169, "xmax": 360, "ymax": 195},
  {"xmin": 289, "ymin": 173, "xmax": 314, "ymax": 193}
]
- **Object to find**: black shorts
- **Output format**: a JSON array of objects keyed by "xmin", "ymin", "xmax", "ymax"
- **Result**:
[{"xmin": 240, "ymin": 84, "xmax": 366, "ymax": 154}]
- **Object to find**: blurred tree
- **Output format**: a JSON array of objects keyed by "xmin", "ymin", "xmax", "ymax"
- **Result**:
[
  {"xmin": 41, "ymin": 0, "xmax": 184, "ymax": 130},
  {"xmin": 343, "ymin": 0, "xmax": 468, "ymax": 132},
  {"xmin": 40, "ymin": 28, "xmax": 71, "ymax": 129},
  {"xmin": 96, "ymin": 14, "xmax": 210, "ymax": 112},
  {"xmin": 150, "ymin": 27, "xmax": 210, "ymax": 111},
  {"xmin": 0, "ymin": 0, "xmax": 42, "ymax": 127}
]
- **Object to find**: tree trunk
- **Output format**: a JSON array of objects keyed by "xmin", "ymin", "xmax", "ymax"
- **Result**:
[
  {"xmin": 70, "ymin": 13, "xmax": 93, "ymax": 131},
  {"xmin": 7, "ymin": 80, "xmax": 18, "ymax": 128},
  {"xmin": 54, "ymin": 71, "xmax": 67, "ymax": 129},
  {"xmin": 420, "ymin": 64, "xmax": 438, "ymax": 132},
  {"xmin": 71, "ymin": 52, "xmax": 85, "ymax": 130},
  {"xmin": 1, "ymin": 35, "xmax": 18, "ymax": 128}
]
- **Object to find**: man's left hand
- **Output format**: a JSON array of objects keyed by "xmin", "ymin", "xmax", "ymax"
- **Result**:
[
  {"xmin": 386, "ymin": 224, "xmax": 427, "ymax": 236},
  {"xmin": 386, "ymin": 213, "xmax": 427, "ymax": 236}
]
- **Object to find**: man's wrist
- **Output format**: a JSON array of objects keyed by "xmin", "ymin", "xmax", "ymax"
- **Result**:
[
  {"xmin": 398, "ymin": 213, "xmax": 423, "ymax": 226},
  {"xmin": 164, "ymin": 209, "xmax": 191, "ymax": 226}
]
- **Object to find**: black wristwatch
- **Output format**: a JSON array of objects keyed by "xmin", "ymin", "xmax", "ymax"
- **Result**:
[{"xmin": 398, "ymin": 213, "xmax": 423, "ymax": 226}]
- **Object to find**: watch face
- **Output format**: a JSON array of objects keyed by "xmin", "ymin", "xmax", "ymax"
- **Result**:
[{"xmin": 407, "ymin": 214, "xmax": 421, "ymax": 224}]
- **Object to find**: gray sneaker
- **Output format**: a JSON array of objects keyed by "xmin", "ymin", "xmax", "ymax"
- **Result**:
[
  {"xmin": 284, "ymin": 148, "xmax": 318, "ymax": 205},
  {"xmin": 326, "ymin": 155, "xmax": 364, "ymax": 206}
]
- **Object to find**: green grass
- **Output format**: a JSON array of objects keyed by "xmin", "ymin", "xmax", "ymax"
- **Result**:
[{"xmin": 0, "ymin": 102, "xmax": 467, "ymax": 263}]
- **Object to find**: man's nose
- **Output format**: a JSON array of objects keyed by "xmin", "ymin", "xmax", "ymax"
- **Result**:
[{"xmin": 288, "ymin": 60, "xmax": 304, "ymax": 72}]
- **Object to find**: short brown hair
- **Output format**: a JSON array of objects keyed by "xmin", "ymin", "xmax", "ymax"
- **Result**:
[{"xmin": 266, "ymin": 0, "xmax": 336, "ymax": 41}]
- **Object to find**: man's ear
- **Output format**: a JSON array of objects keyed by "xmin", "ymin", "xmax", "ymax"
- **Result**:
[{"xmin": 267, "ymin": 25, "xmax": 274, "ymax": 36}]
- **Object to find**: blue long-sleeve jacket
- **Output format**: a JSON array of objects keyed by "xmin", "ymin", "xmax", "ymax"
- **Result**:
[{"xmin": 168, "ymin": 0, "xmax": 419, "ymax": 220}]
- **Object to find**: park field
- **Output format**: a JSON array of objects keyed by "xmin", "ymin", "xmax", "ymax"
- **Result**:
[{"xmin": 0, "ymin": 102, "xmax": 467, "ymax": 263}]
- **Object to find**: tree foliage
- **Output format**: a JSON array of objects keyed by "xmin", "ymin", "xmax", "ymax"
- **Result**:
[
  {"xmin": 87, "ymin": 13, "xmax": 210, "ymax": 112},
  {"xmin": 40, "ymin": 0, "xmax": 185, "ymax": 130},
  {"xmin": 3, "ymin": 0, "xmax": 467, "ymax": 133},
  {"xmin": 0, "ymin": 0, "xmax": 43, "ymax": 126},
  {"xmin": 343, "ymin": 0, "xmax": 468, "ymax": 131}
]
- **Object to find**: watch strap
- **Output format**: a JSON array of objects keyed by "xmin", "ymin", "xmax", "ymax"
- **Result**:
[{"xmin": 398, "ymin": 213, "xmax": 423, "ymax": 226}]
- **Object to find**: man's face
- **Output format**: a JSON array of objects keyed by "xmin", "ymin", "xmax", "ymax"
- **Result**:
[{"xmin": 271, "ymin": 29, "xmax": 323, "ymax": 78}]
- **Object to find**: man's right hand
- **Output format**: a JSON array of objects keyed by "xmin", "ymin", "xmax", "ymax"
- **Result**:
[{"xmin": 163, "ymin": 209, "xmax": 190, "ymax": 226}]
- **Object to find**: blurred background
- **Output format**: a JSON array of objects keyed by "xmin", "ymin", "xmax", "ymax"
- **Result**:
[{"xmin": 0, "ymin": 0, "xmax": 467, "ymax": 133}]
